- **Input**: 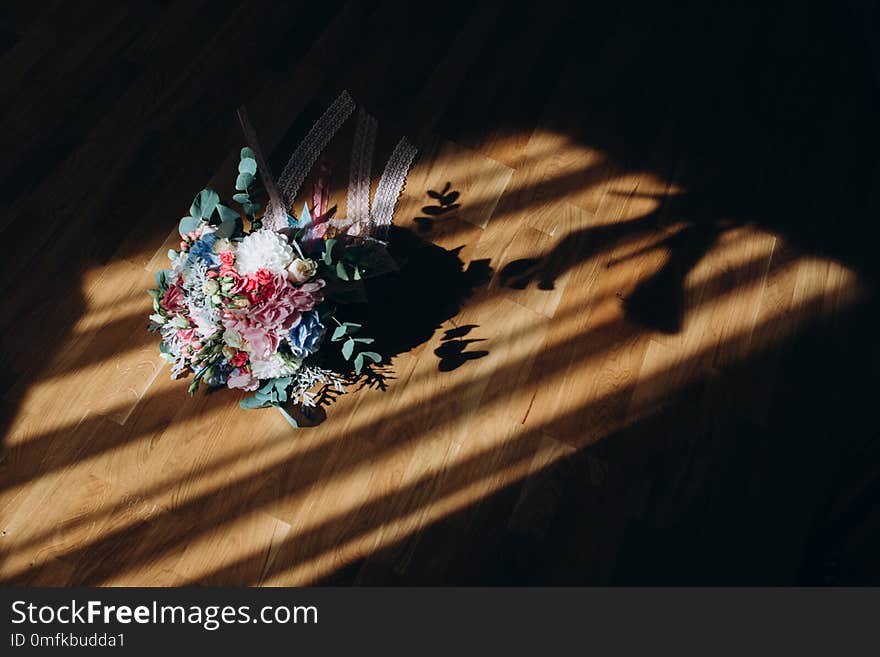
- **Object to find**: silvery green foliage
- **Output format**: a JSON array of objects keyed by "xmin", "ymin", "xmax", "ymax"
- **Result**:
[
  {"xmin": 183, "ymin": 261, "xmax": 217, "ymax": 324},
  {"xmin": 289, "ymin": 365, "xmax": 346, "ymax": 407},
  {"xmin": 161, "ymin": 323, "xmax": 190, "ymax": 378}
]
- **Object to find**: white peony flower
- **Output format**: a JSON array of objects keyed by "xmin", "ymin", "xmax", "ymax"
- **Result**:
[
  {"xmin": 234, "ymin": 230, "xmax": 294, "ymax": 275},
  {"xmin": 249, "ymin": 353, "xmax": 302, "ymax": 379}
]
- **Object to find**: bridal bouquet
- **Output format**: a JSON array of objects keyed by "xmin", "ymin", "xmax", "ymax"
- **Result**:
[{"xmin": 147, "ymin": 92, "xmax": 416, "ymax": 425}]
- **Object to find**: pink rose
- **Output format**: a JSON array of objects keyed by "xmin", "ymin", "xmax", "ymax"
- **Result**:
[{"xmin": 254, "ymin": 268, "xmax": 274, "ymax": 286}]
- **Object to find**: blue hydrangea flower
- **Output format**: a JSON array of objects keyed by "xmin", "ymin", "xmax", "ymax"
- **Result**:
[
  {"xmin": 204, "ymin": 362, "xmax": 230, "ymax": 388},
  {"xmin": 289, "ymin": 310, "xmax": 326, "ymax": 359},
  {"xmin": 188, "ymin": 232, "xmax": 220, "ymax": 267}
]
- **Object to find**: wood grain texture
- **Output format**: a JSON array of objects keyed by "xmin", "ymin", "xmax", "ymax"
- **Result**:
[{"xmin": 1, "ymin": 1, "xmax": 878, "ymax": 585}]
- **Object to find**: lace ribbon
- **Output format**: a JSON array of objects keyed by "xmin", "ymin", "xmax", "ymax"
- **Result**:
[
  {"xmin": 370, "ymin": 137, "xmax": 418, "ymax": 239},
  {"xmin": 261, "ymin": 91, "xmax": 356, "ymax": 230},
  {"xmin": 346, "ymin": 108, "xmax": 378, "ymax": 237}
]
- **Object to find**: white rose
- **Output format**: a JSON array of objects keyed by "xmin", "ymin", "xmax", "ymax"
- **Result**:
[
  {"xmin": 249, "ymin": 354, "xmax": 302, "ymax": 379},
  {"xmin": 287, "ymin": 258, "xmax": 317, "ymax": 283},
  {"xmin": 202, "ymin": 279, "xmax": 220, "ymax": 295},
  {"xmin": 212, "ymin": 238, "xmax": 234, "ymax": 254},
  {"xmin": 222, "ymin": 329, "xmax": 243, "ymax": 348}
]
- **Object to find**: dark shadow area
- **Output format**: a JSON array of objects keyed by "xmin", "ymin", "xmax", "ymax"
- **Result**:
[
  {"xmin": 415, "ymin": 182, "xmax": 461, "ymax": 232},
  {"xmin": 500, "ymin": 192, "xmax": 725, "ymax": 332},
  {"xmin": 434, "ymin": 324, "xmax": 488, "ymax": 371},
  {"xmin": 341, "ymin": 225, "xmax": 492, "ymax": 360}
]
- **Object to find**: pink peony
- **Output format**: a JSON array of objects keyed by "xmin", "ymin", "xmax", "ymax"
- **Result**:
[
  {"xmin": 290, "ymin": 279, "xmax": 325, "ymax": 311},
  {"xmin": 240, "ymin": 322, "xmax": 281, "ymax": 359},
  {"xmin": 248, "ymin": 272, "xmax": 323, "ymax": 329},
  {"xmin": 220, "ymin": 274, "xmax": 325, "ymax": 361},
  {"xmin": 227, "ymin": 368, "xmax": 259, "ymax": 391},
  {"xmin": 229, "ymin": 274, "xmax": 257, "ymax": 297}
]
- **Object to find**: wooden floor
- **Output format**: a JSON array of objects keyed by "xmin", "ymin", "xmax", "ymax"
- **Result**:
[{"xmin": 1, "ymin": 1, "xmax": 879, "ymax": 585}]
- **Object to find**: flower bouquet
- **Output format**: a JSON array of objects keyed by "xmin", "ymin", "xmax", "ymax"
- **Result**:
[{"xmin": 147, "ymin": 92, "xmax": 417, "ymax": 425}]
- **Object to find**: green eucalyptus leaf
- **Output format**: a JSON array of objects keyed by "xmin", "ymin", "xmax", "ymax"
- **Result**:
[
  {"xmin": 322, "ymin": 238, "xmax": 337, "ymax": 265},
  {"xmin": 213, "ymin": 217, "xmax": 238, "ymax": 239},
  {"xmin": 240, "ymin": 395, "xmax": 269, "ymax": 410},
  {"xmin": 243, "ymin": 201, "xmax": 261, "ymax": 215},
  {"xmin": 190, "ymin": 189, "xmax": 219, "ymax": 220},
  {"xmin": 341, "ymin": 338, "xmax": 355, "ymax": 360},
  {"xmin": 273, "ymin": 376, "xmax": 292, "ymax": 400},
  {"xmin": 353, "ymin": 337, "xmax": 374, "ymax": 344},
  {"xmin": 238, "ymin": 157, "xmax": 257, "ymax": 175},
  {"xmin": 179, "ymin": 215, "xmax": 201, "ymax": 236},
  {"xmin": 353, "ymin": 353, "xmax": 364, "ymax": 375},
  {"xmin": 336, "ymin": 261, "xmax": 349, "ymax": 281},
  {"xmin": 233, "ymin": 192, "xmax": 249, "ymax": 204},
  {"xmin": 361, "ymin": 351, "xmax": 382, "ymax": 364},
  {"xmin": 215, "ymin": 204, "xmax": 240, "ymax": 222},
  {"xmin": 332, "ymin": 325, "xmax": 348, "ymax": 341},
  {"xmin": 167, "ymin": 249, "xmax": 178, "ymax": 261},
  {"xmin": 241, "ymin": 146, "xmax": 256, "ymax": 160},
  {"xmin": 236, "ymin": 172, "xmax": 254, "ymax": 191}
]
